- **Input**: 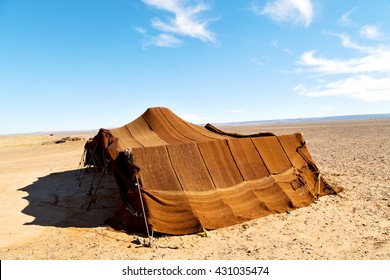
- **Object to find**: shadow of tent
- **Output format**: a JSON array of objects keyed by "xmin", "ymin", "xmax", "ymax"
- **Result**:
[{"xmin": 19, "ymin": 169, "xmax": 122, "ymax": 228}]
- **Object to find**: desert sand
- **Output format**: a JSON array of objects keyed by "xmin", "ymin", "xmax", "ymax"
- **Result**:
[{"xmin": 0, "ymin": 118, "xmax": 389, "ymax": 260}]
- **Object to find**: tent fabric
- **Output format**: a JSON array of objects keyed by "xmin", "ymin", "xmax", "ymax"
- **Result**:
[{"xmin": 85, "ymin": 107, "xmax": 336, "ymax": 235}]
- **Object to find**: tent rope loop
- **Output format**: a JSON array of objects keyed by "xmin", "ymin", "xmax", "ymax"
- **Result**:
[
  {"xmin": 300, "ymin": 184, "xmax": 305, "ymax": 196},
  {"xmin": 125, "ymin": 148, "xmax": 133, "ymax": 162}
]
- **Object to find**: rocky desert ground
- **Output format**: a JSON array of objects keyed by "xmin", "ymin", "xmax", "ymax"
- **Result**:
[{"xmin": 0, "ymin": 118, "xmax": 389, "ymax": 260}]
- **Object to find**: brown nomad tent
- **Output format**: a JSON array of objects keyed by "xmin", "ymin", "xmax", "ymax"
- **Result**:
[{"xmin": 83, "ymin": 107, "xmax": 336, "ymax": 235}]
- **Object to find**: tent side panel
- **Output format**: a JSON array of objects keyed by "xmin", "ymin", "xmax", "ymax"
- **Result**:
[
  {"xmin": 252, "ymin": 136, "xmax": 292, "ymax": 174},
  {"xmin": 185, "ymin": 192, "xmax": 237, "ymax": 230},
  {"xmin": 190, "ymin": 181, "xmax": 275, "ymax": 229},
  {"xmin": 277, "ymin": 133, "xmax": 313, "ymax": 170},
  {"xmin": 132, "ymin": 146, "xmax": 182, "ymax": 191},
  {"xmin": 139, "ymin": 168, "xmax": 317, "ymax": 235},
  {"xmin": 197, "ymin": 140, "xmax": 243, "ymax": 189},
  {"xmin": 142, "ymin": 190, "xmax": 203, "ymax": 235},
  {"xmin": 251, "ymin": 182, "xmax": 293, "ymax": 213},
  {"xmin": 167, "ymin": 143, "xmax": 216, "ymax": 191},
  {"xmin": 277, "ymin": 133, "xmax": 335, "ymax": 197},
  {"xmin": 227, "ymin": 138, "xmax": 270, "ymax": 181}
]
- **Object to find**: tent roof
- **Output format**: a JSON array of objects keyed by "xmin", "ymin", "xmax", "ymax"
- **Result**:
[{"xmin": 108, "ymin": 107, "xmax": 273, "ymax": 149}]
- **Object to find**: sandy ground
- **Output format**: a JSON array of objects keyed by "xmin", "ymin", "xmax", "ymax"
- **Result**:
[{"xmin": 0, "ymin": 119, "xmax": 389, "ymax": 260}]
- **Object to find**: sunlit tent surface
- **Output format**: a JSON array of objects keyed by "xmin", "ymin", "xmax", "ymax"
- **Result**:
[{"xmin": 84, "ymin": 107, "xmax": 336, "ymax": 235}]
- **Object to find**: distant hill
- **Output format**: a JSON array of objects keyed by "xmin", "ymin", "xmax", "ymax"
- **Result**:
[{"xmin": 213, "ymin": 113, "xmax": 390, "ymax": 126}]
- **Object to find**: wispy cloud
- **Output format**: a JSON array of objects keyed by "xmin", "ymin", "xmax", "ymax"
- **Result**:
[
  {"xmin": 359, "ymin": 25, "xmax": 382, "ymax": 40},
  {"xmin": 141, "ymin": 0, "xmax": 217, "ymax": 47},
  {"xmin": 135, "ymin": 27, "xmax": 183, "ymax": 48},
  {"xmin": 250, "ymin": 58, "xmax": 265, "ymax": 66},
  {"xmin": 295, "ymin": 33, "xmax": 390, "ymax": 102},
  {"xmin": 338, "ymin": 8, "xmax": 356, "ymax": 26},
  {"xmin": 337, "ymin": 33, "xmax": 370, "ymax": 51},
  {"xmin": 339, "ymin": 9, "xmax": 383, "ymax": 40},
  {"xmin": 150, "ymin": 33, "xmax": 183, "ymax": 48},
  {"xmin": 271, "ymin": 39, "xmax": 293, "ymax": 54},
  {"xmin": 253, "ymin": 0, "xmax": 314, "ymax": 27}
]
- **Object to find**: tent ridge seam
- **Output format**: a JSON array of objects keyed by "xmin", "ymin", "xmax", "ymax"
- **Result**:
[
  {"xmin": 250, "ymin": 138, "xmax": 271, "ymax": 175},
  {"xmin": 165, "ymin": 145, "xmax": 185, "ymax": 191},
  {"xmin": 225, "ymin": 139, "xmax": 245, "ymax": 181},
  {"xmin": 195, "ymin": 143, "xmax": 218, "ymax": 189}
]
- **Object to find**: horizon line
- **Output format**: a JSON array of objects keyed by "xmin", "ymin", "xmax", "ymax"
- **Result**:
[{"xmin": 1, "ymin": 112, "xmax": 389, "ymax": 137}]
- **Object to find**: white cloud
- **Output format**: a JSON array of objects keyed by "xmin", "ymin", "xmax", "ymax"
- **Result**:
[
  {"xmin": 178, "ymin": 113, "xmax": 205, "ymax": 123},
  {"xmin": 295, "ymin": 34, "xmax": 390, "ymax": 102},
  {"xmin": 298, "ymin": 42, "xmax": 390, "ymax": 75},
  {"xmin": 295, "ymin": 75, "xmax": 390, "ymax": 102},
  {"xmin": 142, "ymin": 0, "xmax": 216, "ymax": 45},
  {"xmin": 359, "ymin": 25, "xmax": 382, "ymax": 40},
  {"xmin": 257, "ymin": 0, "xmax": 314, "ymax": 27}
]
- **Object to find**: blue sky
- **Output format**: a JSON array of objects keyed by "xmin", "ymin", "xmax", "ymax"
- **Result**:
[{"xmin": 1, "ymin": 0, "xmax": 390, "ymax": 134}]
